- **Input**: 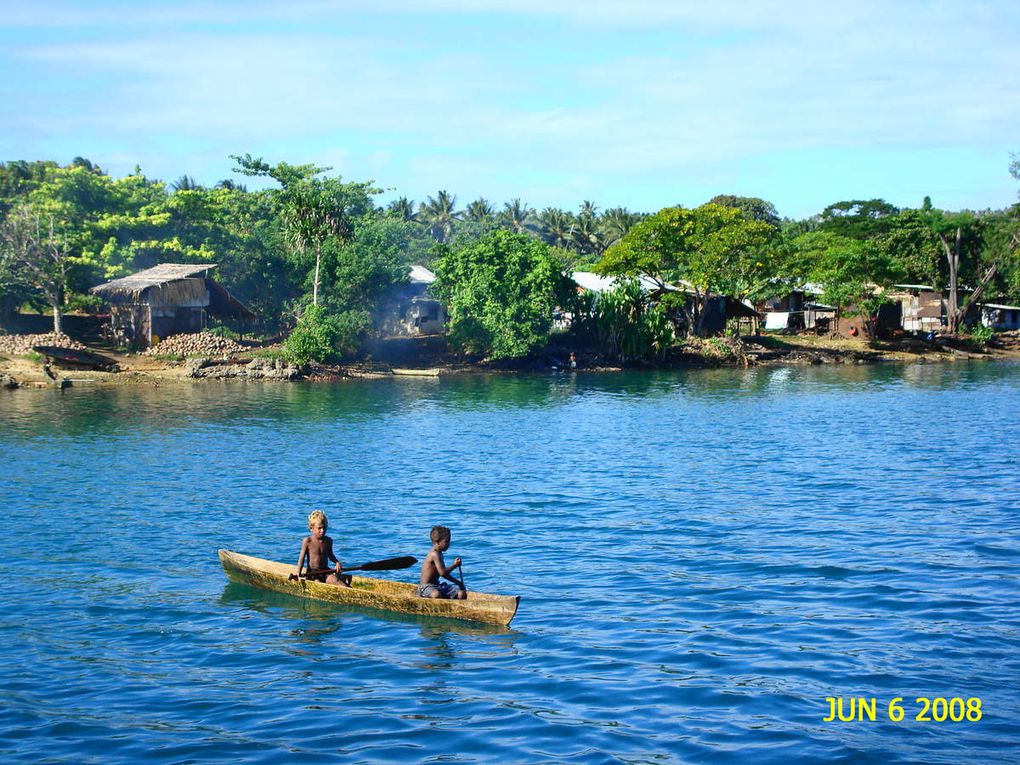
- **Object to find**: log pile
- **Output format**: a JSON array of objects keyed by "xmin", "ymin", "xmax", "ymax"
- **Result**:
[
  {"xmin": 0, "ymin": 333, "xmax": 88, "ymax": 355},
  {"xmin": 143, "ymin": 332, "xmax": 247, "ymax": 358}
]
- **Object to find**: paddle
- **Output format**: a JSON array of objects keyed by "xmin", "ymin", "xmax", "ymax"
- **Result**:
[
  {"xmin": 451, "ymin": 560, "xmax": 467, "ymax": 593},
  {"xmin": 289, "ymin": 555, "xmax": 417, "ymax": 581}
]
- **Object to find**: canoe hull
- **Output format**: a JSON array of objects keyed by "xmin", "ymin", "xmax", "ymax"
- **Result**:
[{"xmin": 218, "ymin": 549, "xmax": 520, "ymax": 627}]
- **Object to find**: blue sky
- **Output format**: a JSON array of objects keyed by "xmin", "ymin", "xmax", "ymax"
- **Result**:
[{"xmin": 1, "ymin": 0, "xmax": 1017, "ymax": 219}]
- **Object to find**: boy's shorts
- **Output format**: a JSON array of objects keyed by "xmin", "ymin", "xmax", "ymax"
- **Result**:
[{"xmin": 417, "ymin": 581, "xmax": 458, "ymax": 599}]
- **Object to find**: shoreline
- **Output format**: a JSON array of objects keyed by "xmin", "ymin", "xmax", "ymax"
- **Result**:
[{"xmin": 3, "ymin": 333, "xmax": 1019, "ymax": 390}]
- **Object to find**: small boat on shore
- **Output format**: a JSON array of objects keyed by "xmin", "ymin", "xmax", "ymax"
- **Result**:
[
  {"xmin": 218, "ymin": 549, "xmax": 520, "ymax": 627},
  {"xmin": 33, "ymin": 345, "xmax": 119, "ymax": 372}
]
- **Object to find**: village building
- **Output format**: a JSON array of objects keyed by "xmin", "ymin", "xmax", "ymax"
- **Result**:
[
  {"xmin": 569, "ymin": 271, "xmax": 756, "ymax": 335},
  {"xmin": 759, "ymin": 283, "xmax": 837, "ymax": 333},
  {"xmin": 882, "ymin": 285, "xmax": 946, "ymax": 333},
  {"xmin": 90, "ymin": 263, "xmax": 253, "ymax": 349},
  {"xmin": 374, "ymin": 265, "xmax": 447, "ymax": 337},
  {"xmin": 979, "ymin": 303, "xmax": 1020, "ymax": 331}
]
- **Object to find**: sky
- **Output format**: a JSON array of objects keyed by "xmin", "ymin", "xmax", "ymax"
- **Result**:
[{"xmin": 1, "ymin": 0, "xmax": 1018, "ymax": 220}]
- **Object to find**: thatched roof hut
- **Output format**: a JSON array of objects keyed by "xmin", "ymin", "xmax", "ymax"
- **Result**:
[{"xmin": 91, "ymin": 263, "xmax": 253, "ymax": 348}]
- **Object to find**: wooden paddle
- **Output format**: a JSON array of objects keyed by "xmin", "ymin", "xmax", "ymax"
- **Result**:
[
  {"xmin": 452, "ymin": 560, "xmax": 467, "ymax": 593},
  {"xmin": 289, "ymin": 555, "xmax": 417, "ymax": 581}
]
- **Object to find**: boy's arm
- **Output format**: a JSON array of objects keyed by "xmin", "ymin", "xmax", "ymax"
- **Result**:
[
  {"xmin": 438, "ymin": 555, "xmax": 464, "ymax": 586},
  {"xmin": 325, "ymin": 537, "xmax": 343, "ymax": 573},
  {"xmin": 296, "ymin": 537, "xmax": 309, "ymax": 575}
]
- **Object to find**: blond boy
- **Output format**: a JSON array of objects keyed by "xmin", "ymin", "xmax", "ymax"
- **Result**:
[{"xmin": 296, "ymin": 510, "xmax": 349, "ymax": 586}]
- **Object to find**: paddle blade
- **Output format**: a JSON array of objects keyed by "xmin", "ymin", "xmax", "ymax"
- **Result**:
[{"xmin": 356, "ymin": 555, "xmax": 417, "ymax": 571}]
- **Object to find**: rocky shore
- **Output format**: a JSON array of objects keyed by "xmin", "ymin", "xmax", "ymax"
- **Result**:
[{"xmin": 2, "ymin": 330, "xmax": 1018, "ymax": 390}]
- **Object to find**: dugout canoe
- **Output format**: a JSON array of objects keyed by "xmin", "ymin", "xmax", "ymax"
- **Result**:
[
  {"xmin": 33, "ymin": 345, "xmax": 119, "ymax": 371},
  {"xmin": 218, "ymin": 549, "xmax": 520, "ymax": 627}
]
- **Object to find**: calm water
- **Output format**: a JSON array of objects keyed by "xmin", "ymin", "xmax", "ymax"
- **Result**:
[{"xmin": 1, "ymin": 362, "xmax": 1019, "ymax": 763}]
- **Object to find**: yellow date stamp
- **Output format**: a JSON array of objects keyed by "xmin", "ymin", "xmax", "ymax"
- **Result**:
[{"xmin": 824, "ymin": 696, "xmax": 982, "ymax": 722}]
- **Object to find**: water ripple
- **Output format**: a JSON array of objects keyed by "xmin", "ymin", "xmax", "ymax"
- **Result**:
[{"xmin": 1, "ymin": 363, "xmax": 1019, "ymax": 762}]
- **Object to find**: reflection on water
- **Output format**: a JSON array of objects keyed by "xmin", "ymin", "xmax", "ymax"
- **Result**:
[{"xmin": 2, "ymin": 362, "xmax": 1019, "ymax": 763}]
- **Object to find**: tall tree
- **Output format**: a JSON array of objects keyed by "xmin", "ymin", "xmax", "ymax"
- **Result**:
[
  {"xmin": 432, "ymin": 230, "xmax": 566, "ymax": 359},
  {"xmin": 499, "ymin": 199, "xmax": 533, "ymax": 234},
  {"xmin": 464, "ymin": 198, "xmax": 495, "ymax": 223},
  {"xmin": 598, "ymin": 203, "xmax": 778, "ymax": 335},
  {"xmin": 0, "ymin": 204, "xmax": 72, "ymax": 332},
  {"xmin": 791, "ymin": 230, "xmax": 895, "ymax": 334},
  {"xmin": 535, "ymin": 207, "xmax": 574, "ymax": 249},
  {"xmin": 387, "ymin": 197, "xmax": 417, "ymax": 221},
  {"xmin": 601, "ymin": 207, "xmax": 643, "ymax": 246},
  {"xmin": 233, "ymin": 154, "xmax": 376, "ymax": 306},
  {"xmin": 419, "ymin": 190, "xmax": 460, "ymax": 243},
  {"xmin": 709, "ymin": 195, "xmax": 781, "ymax": 228}
]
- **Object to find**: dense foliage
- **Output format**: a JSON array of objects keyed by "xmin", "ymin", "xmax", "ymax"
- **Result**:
[
  {"xmin": 1, "ymin": 154, "xmax": 1018, "ymax": 361},
  {"xmin": 432, "ymin": 230, "xmax": 567, "ymax": 359}
]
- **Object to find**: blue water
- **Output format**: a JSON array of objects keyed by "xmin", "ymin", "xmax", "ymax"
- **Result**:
[{"xmin": 1, "ymin": 362, "xmax": 1019, "ymax": 763}]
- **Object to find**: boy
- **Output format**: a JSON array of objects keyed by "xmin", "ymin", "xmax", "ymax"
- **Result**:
[
  {"xmin": 296, "ymin": 510, "xmax": 350, "ymax": 586},
  {"xmin": 418, "ymin": 525, "xmax": 467, "ymax": 599}
]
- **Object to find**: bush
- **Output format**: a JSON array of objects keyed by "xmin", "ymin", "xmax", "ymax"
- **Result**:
[
  {"xmin": 206, "ymin": 324, "xmax": 241, "ymax": 340},
  {"xmin": 590, "ymin": 279, "xmax": 674, "ymax": 363},
  {"xmin": 968, "ymin": 323, "xmax": 994, "ymax": 346},
  {"xmin": 283, "ymin": 305, "xmax": 370, "ymax": 365}
]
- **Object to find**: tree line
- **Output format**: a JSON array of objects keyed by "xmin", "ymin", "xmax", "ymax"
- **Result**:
[{"xmin": 1, "ymin": 154, "xmax": 1017, "ymax": 362}]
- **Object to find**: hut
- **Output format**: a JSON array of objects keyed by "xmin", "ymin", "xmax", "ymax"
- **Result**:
[
  {"xmin": 979, "ymin": 303, "xmax": 1020, "ymax": 331},
  {"xmin": 90, "ymin": 263, "xmax": 253, "ymax": 348},
  {"xmin": 374, "ymin": 265, "xmax": 447, "ymax": 337},
  {"xmin": 886, "ymin": 285, "xmax": 945, "ymax": 332}
]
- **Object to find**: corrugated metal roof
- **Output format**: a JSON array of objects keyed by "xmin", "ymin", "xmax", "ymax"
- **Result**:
[
  {"xmin": 91, "ymin": 263, "xmax": 217, "ymax": 297},
  {"xmin": 571, "ymin": 271, "xmax": 677, "ymax": 293},
  {"xmin": 409, "ymin": 265, "xmax": 436, "ymax": 284}
]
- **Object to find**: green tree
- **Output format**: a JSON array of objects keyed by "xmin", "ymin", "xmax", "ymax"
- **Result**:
[
  {"xmin": 232, "ymin": 154, "xmax": 377, "ymax": 306},
  {"xmin": 708, "ymin": 195, "xmax": 781, "ymax": 228},
  {"xmin": 535, "ymin": 207, "xmax": 574, "ymax": 249},
  {"xmin": 0, "ymin": 204, "xmax": 72, "ymax": 332},
  {"xmin": 791, "ymin": 230, "xmax": 895, "ymax": 333},
  {"xmin": 600, "ymin": 207, "xmax": 643, "ymax": 245},
  {"xmin": 432, "ymin": 230, "xmax": 564, "ymax": 359},
  {"xmin": 499, "ymin": 199, "xmax": 533, "ymax": 234},
  {"xmin": 589, "ymin": 278, "xmax": 674, "ymax": 363},
  {"xmin": 283, "ymin": 303, "xmax": 369, "ymax": 364},
  {"xmin": 419, "ymin": 190, "xmax": 460, "ymax": 243},
  {"xmin": 598, "ymin": 204, "xmax": 779, "ymax": 335},
  {"xmin": 818, "ymin": 199, "xmax": 900, "ymax": 239},
  {"xmin": 326, "ymin": 217, "xmax": 418, "ymax": 313},
  {"xmin": 386, "ymin": 197, "xmax": 416, "ymax": 221},
  {"xmin": 464, "ymin": 198, "xmax": 495, "ymax": 223}
]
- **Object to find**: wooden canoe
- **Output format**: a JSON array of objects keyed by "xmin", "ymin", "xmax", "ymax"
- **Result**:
[
  {"xmin": 218, "ymin": 549, "xmax": 520, "ymax": 627},
  {"xmin": 33, "ymin": 345, "xmax": 119, "ymax": 371}
]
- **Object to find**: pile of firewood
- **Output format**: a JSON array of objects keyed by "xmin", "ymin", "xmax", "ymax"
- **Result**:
[
  {"xmin": 0, "ymin": 332, "xmax": 88, "ymax": 355},
  {"xmin": 143, "ymin": 332, "xmax": 247, "ymax": 358}
]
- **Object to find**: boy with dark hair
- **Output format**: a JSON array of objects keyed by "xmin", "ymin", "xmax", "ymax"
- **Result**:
[{"xmin": 418, "ymin": 525, "xmax": 466, "ymax": 599}]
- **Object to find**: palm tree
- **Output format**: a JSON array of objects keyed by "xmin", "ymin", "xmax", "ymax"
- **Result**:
[
  {"xmin": 387, "ymin": 197, "xmax": 417, "ymax": 221},
  {"xmin": 499, "ymin": 198, "xmax": 533, "ymax": 234},
  {"xmin": 171, "ymin": 175, "xmax": 202, "ymax": 192},
  {"xmin": 579, "ymin": 200, "xmax": 599, "ymax": 220},
  {"xmin": 464, "ymin": 198, "xmax": 495, "ymax": 223},
  {"xmin": 601, "ymin": 207, "xmax": 643, "ymax": 246},
  {"xmin": 570, "ymin": 213, "xmax": 608, "ymax": 260},
  {"xmin": 419, "ymin": 190, "xmax": 460, "ymax": 242},
  {"xmin": 536, "ymin": 207, "xmax": 575, "ymax": 248}
]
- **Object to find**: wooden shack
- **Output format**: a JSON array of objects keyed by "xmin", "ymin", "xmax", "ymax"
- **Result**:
[
  {"xmin": 90, "ymin": 263, "xmax": 253, "ymax": 348},
  {"xmin": 888, "ymin": 284, "xmax": 945, "ymax": 332}
]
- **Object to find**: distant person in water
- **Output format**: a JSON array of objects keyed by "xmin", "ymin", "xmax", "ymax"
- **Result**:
[
  {"xmin": 418, "ymin": 525, "xmax": 466, "ymax": 599},
  {"xmin": 296, "ymin": 510, "xmax": 350, "ymax": 586}
]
